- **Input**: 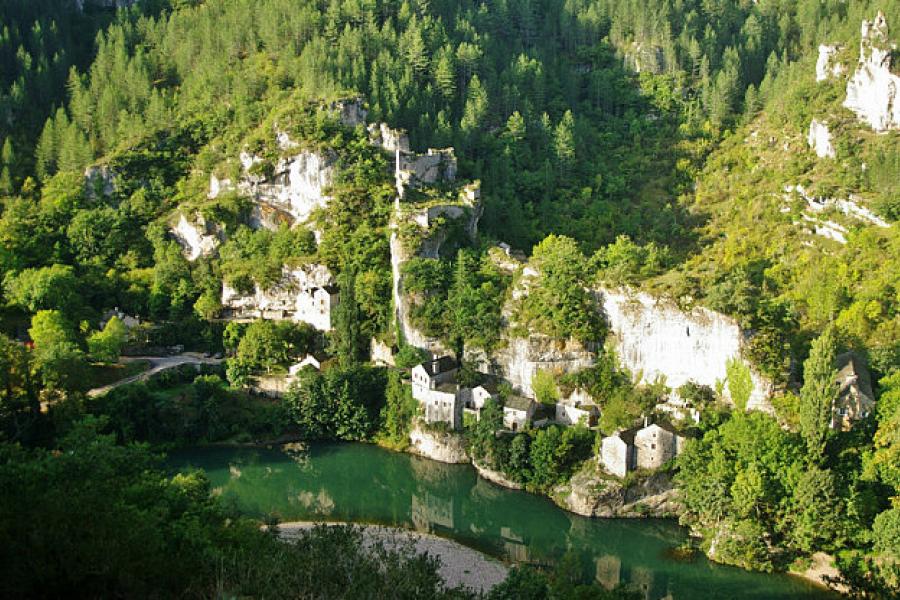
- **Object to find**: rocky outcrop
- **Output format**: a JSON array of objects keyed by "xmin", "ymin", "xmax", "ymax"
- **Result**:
[
  {"xmin": 210, "ymin": 148, "xmax": 337, "ymax": 233},
  {"xmin": 807, "ymin": 119, "xmax": 836, "ymax": 158},
  {"xmin": 624, "ymin": 43, "xmax": 666, "ymax": 74},
  {"xmin": 816, "ymin": 44, "xmax": 845, "ymax": 82},
  {"xmin": 408, "ymin": 423, "xmax": 469, "ymax": 464},
  {"xmin": 599, "ymin": 289, "xmax": 773, "ymax": 411},
  {"xmin": 844, "ymin": 12, "xmax": 900, "ymax": 131},
  {"xmin": 84, "ymin": 165, "xmax": 117, "ymax": 199},
  {"xmin": 785, "ymin": 184, "xmax": 890, "ymax": 229},
  {"xmin": 75, "ymin": 0, "xmax": 136, "ymax": 10},
  {"xmin": 172, "ymin": 213, "xmax": 221, "ymax": 261},
  {"xmin": 472, "ymin": 461, "xmax": 524, "ymax": 490},
  {"xmin": 552, "ymin": 462, "xmax": 680, "ymax": 518},
  {"xmin": 391, "ymin": 185, "xmax": 482, "ymax": 354},
  {"xmin": 221, "ymin": 263, "xmax": 337, "ymax": 330},
  {"xmin": 469, "ymin": 335, "xmax": 596, "ymax": 398}
]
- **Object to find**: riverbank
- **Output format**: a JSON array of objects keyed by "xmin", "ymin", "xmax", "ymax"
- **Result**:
[{"xmin": 276, "ymin": 521, "xmax": 509, "ymax": 594}]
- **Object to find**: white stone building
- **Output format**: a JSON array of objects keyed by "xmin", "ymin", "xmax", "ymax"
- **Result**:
[
  {"xmin": 555, "ymin": 388, "xmax": 600, "ymax": 427},
  {"xmin": 503, "ymin": 396, "xmax": 537, "ymax": 432}
]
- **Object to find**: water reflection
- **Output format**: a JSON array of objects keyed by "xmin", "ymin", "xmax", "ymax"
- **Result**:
[{"xmin": 170, "ymin": 444, "xmax": 834, "ymax": 600}]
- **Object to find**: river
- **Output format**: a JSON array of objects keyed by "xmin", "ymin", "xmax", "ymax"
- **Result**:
[{"xmin": 170, "ymin": 443, "xmax": 834, "ymax": 599}]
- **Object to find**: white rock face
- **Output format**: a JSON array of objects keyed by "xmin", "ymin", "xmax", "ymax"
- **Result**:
[
  {"xmin": 211, "ymin": 148, "xmax": 336, "ymax": 231},
  {"xmin": 816, "ymin": 44, "xmax": 845, "ymax": 81},
  {"xmin": 483, "ymin": 336, "xmax": 596, "ymax": 398},
  {"xmin": 221, "ymin": 264, "xmax": 338, "ymax": 331},
  {"xmin": 172, "ymin": 214, "xmax": 221, "ymax": 261},
  {"xmin": 784, "ymin": 184, "xmax": 890, "ymax": 229},
  {"xmin": 599, "ymin": 289, "xmax": 772, "ymax": 411},
  {"xmin": 844, "ymin": 12, "xmax": 900, "ymax": 131},
  {"xmin": 807, "ymin": 119, "xmax": 836, "ymax": 158}
]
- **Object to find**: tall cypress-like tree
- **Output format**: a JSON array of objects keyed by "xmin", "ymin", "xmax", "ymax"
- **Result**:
[
  {"xmin": 330, "ymin": 271, "xmax": 364, "ymax": 367},
  {"xmin": 799, "ymin": 327, "xmax": 838, "ymax": 464}
]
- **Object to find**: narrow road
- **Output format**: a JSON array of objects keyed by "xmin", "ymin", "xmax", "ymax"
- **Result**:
[{"xmin": 87, "ymin": 353, "xmax": 223, "ymax": 398}]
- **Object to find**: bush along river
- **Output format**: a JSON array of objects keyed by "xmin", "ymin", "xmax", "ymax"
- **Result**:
[{"xmin": 170, "ymin": 443, "xmax": 835, "ymax": 599}]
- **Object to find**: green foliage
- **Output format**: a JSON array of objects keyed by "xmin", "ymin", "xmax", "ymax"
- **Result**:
[
  {"xmin": 29, "ymin": 309, "xmax": 87, "ymax": 391},
  {"xmin": 285, "ymin": 366, "xmax": 386, "ymax": 442},
  {"xmin": 0, "ymin": 419, "xmax": 477, "ymax": 598},
  {"xmin": 380, "ymin": 370, "xmax": 417, "ymax": 448},
  {"xmin": 725, "ymin": 358, "xmax": 753, "ymax": 412},
  {"xmin": 87, "ymin": 316, "xmax": 128, "ymax": 363},
  {"xmin": 219, "ymin": 225, "xmax": 316, "ymax": 292},
  {"xmin": 799, "ymin": 328, "xmax": 838, "ymax": 463},
  {"xmin": 516, "ymin": 235, "xmax": 603, "ymax": 343},
  {"xmin": 5, "ymin": 263, "xmax": 82, "ymax": 314},
  {"xmin": 592, "ymin": 235, "xmax": 670, "ymax": 286},
  {"xmin": 393, "ymin": 344, "xmax": 428, "ymax": 370},
  {"xmin": 532, "ymin": 369, "xmax": 559, "ymax": 406},
  {"xmin": 869, "ymin": 371, "xmax": 900, "ymax": 493},
  {"xmin": 231, "ymin": 320, "xmax": 317, "ymax": 375}
]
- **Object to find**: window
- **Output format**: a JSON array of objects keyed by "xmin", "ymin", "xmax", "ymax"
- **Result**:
[{"xmin": 651, "ymin": 443, "xmax": 656, "ymax": 450}]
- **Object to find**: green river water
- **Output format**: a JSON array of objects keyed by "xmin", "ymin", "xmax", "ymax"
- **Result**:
[{"xmin": 170, "ymin": 443, "xmax": 834, "ymax": 599}]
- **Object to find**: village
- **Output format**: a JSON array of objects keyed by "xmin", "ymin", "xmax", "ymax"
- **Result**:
[{"xmin": 268, "ymin": 345, "xmax": 876, "ymax": 481}]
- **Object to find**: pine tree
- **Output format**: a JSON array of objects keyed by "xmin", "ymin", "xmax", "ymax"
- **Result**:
[{"xmin": 799, "ymin": 328, "xmax": 838, "ymax": 464}]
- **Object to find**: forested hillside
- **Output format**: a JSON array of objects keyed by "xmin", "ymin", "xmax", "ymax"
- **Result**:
[{"xmin": 0, "ymin": 0, "xmax": 897, "ymax": 597}]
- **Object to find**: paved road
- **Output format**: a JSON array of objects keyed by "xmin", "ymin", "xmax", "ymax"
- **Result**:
[{"xmin": 87, "ymin": 353, "xmax": 223, "ymax": 398}]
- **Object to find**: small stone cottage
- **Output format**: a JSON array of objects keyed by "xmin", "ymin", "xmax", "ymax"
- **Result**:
[
  {"xmin": 503, "ymin": 396, "xmax": 537, "ymax": 431},
  {"xmin": 832, "ymin": 352, "xmax": 876, "ymax": 430}
]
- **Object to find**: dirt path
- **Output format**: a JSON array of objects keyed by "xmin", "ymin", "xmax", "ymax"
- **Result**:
[{"xmin": 87, "ymin": 353, "xmax": 223, "ymax": 397}]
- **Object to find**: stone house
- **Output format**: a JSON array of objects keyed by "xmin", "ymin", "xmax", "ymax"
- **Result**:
[
  {"xmin": 634, "ymin": 423, "xmax": 683, "ymax": 470},
  {"xmin": 600, "ymin": 421, "xmax": 685, "ymax": 478},
  {"xmin": 503, "ymin": 395, "xmax": 537, "ymax": 431},
  {"xmin": 418, "ymin": 383, "xmax": 468, "ymax": 430},
  {"xmin": 411, "ymin": 357, "xmax": 466, "ymax": 430},
  {"xmin": 600, "ymin": 428, "xmax": 638, "ymax": 478},
  {"xmin": 411, "ymin": 356, "xmax": 458, "ymax": 393},
  {"xmin": 832, "ymin": 352, "xmax": 876, "ymax": 430},
  {"xmin": 295, "ymin": 285, "xmax": 340, "ymax": 331},
  {"xmin": 556, "ymin": 388, "xmax": 600, "ymax": 427}
]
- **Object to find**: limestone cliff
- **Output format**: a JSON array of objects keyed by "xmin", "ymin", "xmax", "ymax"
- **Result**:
[
  {"xmin": 598, "ymin": 289, "xmax": 773, "ymax": 411},
  {"xmin": 816, "ymin": 44, "xmax": 845, "ymax": 82},
  {"xmin": 209, "ymin": 146, "xmax": 337, "ymax": 234},
  {"xmin": 171, "ymin": 213, "xmax": 221, "ymax": 261},
  {"xmin": 391, "ymin": 184, "xmax": 482, "ymax": 354},
  {"xmin": 468, "ymin": 335, "xmax": 596, "ymax": 398},
  {"xmin": 844, "ymin": 12, "xmax": 900, "ymax": 131},
  {"xmin": 221, "ymin": 263, "xmax": 336, "ymax": 330},
  {"xmin": 807, "ymin": 119, "xmax": 835, "ymax": 159}
]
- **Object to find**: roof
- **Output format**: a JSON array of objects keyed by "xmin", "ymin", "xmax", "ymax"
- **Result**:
[
  {"xmin": 319, "ymin": 285, "xmax": 340, "ymax": 295},
  {"xmin": 835, "ymin": 352, "xmax": 875, "ymax": 404},
  {"xmin": 302, "ymin": 351, "xmax": 329, "ymax": 363},
  {"xmin": 504, "ymin": 395, "xmax": 535, "ymax": 412},
  {"xmin": 436, "ymin": 382, "xmax": 460, "ymax": 393},
  {"xmin": 474, "ymin": 377, "xmax": 499, "ymax": 394},
  {"xmin": 418, "ymin": 356, "xmax": 458, "ymax": 377},
  {"xmin": 607, "ymin": 427, "xmax": 639, "ymax": 446}
]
